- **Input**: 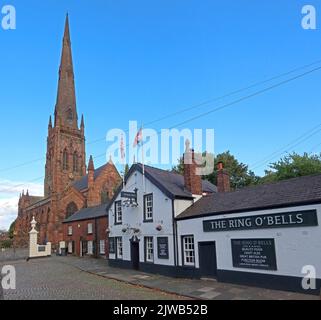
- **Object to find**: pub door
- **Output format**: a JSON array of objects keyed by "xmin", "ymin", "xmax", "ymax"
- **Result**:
[
  {"xmin": 130, "ymin": 241, "xmax": 140, "ymax": 270},
  {"xmin": 198, "ymin": 241, "xmax": 217, "ymax": 278}
]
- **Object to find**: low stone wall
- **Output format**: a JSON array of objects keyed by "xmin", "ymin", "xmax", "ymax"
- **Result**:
[{"xmin": 0, "ymin": 248, "xmax": 28, "ymax": 262}]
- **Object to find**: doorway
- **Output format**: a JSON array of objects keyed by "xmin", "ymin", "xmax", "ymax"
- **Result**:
[
  {"xmin": 130, "ymin": 241, "xmax": 140, "ymax": 270},
  {"xmin": 198, "ymin": 241, "xmax": 217, "ymax": 278}
]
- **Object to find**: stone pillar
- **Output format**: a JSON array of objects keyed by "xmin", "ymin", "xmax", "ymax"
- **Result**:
[{"xmin": 29, "ymin": 217, "xmax": 38, "ymax": 258}]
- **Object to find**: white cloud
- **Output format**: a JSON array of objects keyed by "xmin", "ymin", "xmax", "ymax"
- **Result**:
[
  {"xmin": 0, "ymin": 197, "xmax": 19, "ymax": 230},
  {"xmin": 0, "ymin": 179, "xmax": 43, "ymax": 230},
  {"xmin": 0, "ymin": 179, "xmax": 43, "ymax": 196}
]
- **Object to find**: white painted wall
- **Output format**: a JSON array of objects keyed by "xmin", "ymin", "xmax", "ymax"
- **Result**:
[
  {"xmin": 177, "ymin": 204, "xmax": 321, "ymax": 278},
  {"xmin": 109, "ymin": 170, "xmax": 177, "ymax": 266}
]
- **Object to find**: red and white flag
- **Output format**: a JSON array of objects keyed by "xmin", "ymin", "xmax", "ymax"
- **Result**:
[
  {"xmin": 120, "ymin": 134, "xmax": 125, "ymax": 162},
  {"xmin": 133, "ymin": 127, "xmax": 143, "ymax": 148}
]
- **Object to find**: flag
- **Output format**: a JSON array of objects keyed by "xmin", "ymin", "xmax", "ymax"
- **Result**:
[
  {"xmin": 120, "ymin": 134, "xmax": 125, "ymax": 162},
  {"xmin": 133, "ymin": 127, "xmax": 143, "ymax": 148}
]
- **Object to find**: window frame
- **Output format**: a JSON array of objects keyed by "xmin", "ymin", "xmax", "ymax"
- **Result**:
[
  {"xmin": 115, "ymin": 237, "xmax": 123, "ymax": 260},
  {"xmin": 144, "ymin": 236, "xmax": 154, "ymax": 263},
  {"xmin": 87, "ymin": 223, "xmax": 93, "ymax": 235},
  {"xmin": 99, "ymin": 240, "xmax": 105, "ymax": 255},
  {"xmin": 67, "ymin": 241, "xmax": 73, "ymax": 254},
  {"xmin": 182, "ymin": 235, "xmax": 195, "ymax": 267},
  {"xmin": 114, "ymin": 201, "xmax": 122, "ymax": 225},
  {"xmin": 68, "ymin": 225, "xmax": 72, "ymax": 236},
  {"xmin": 143, "ymin": 193, "xmax": 153, "ymax": 222},
  {"xmin": 87, "ymin": 240, "xmax": 93, "ymax": 255}
]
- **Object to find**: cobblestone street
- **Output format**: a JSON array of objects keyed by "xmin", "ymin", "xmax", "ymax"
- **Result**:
[
  {"xmin": 0, "ymin": 257, "xmax": 186, "ymax": 300},
  {"xmin": 1, "ymin": 254, "xmax": 318, "ymax": 300}
]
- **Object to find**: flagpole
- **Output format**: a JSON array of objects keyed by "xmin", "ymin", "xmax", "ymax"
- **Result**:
[{"xmin": 141, "ymin": 124, "xmax": 146, "ymax": 193}]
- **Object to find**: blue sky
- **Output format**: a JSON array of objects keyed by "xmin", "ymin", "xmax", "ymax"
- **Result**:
[{"xmin": 1, "ymin": 0, "xmax": 321, "ymax": 228}]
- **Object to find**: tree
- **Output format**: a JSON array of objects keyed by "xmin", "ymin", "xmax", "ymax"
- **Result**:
[
  {"xmin": 8, "ymin": 221, "xmax": 15, "ymax": 239},
  {"xmin": 172, "ymin": 151, "xmax": 260, "ymax": 190},
  {"xmin": 261, "ymin": 152, "xmax": 321, "ymax": 183},
  {"xmin": 124, "ymin": 164, "xmax": 129, "ymax": 176}
]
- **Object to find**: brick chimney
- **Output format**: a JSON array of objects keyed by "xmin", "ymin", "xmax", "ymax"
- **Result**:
[
  {"xmin": 217, "ymin": 161, "xmax": 230, "ymax": 193},
  {"xmin": 183, "ymin": 140, "xmax": 202, "ymax": 195}
]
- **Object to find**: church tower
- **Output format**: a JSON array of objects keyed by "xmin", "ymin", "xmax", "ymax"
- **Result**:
[{"xmin": 44, "ymin": 15, "xmax": 86, "ymax": 197}]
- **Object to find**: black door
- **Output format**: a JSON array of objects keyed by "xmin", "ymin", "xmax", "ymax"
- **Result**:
[
  {"xmin": 130, "ymin": 242, "xmax": 140, "ymax": 270},
  {"xmin": 198, "ymin": 242, "xmax": 217, "ymax": 278}
]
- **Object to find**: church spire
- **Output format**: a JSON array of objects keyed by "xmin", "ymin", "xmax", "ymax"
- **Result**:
[{"xmin": 54, "ymin": 14, "xmax": 78, "ymax": 129}]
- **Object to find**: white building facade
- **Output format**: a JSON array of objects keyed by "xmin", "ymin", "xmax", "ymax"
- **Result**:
[
  {"xmin": 176, "ymin": 174, "xmax": 321, "ymax": 295},
  {"xmin": 107, "ymin": 162, "xmax": 216, "ymax": 276},
  {"xmin": 107, "ymin": 160, "xmax": 321, "ymax": 295}
]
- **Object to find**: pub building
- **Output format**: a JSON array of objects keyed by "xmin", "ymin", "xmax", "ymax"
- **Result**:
[
  {"xmin": 176, "ymin": 171, "xmax": 321, "ymax": 295},
  {"xmin": 106, "ymin": 149, "xmax": 216, "ymax": 275},
  {"xmin": 107, "ymin": 148, "xmax": 321, "ymax": 295}
]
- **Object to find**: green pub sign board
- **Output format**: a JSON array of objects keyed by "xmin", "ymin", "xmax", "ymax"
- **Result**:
[{"xmin": 203, "ymin": 210, "xmax": 318, "ymax": 232}]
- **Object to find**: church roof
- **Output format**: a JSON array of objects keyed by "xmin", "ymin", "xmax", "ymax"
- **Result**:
[
  {"xmin": 72, "ymin": 163, "xmax": 109, "ymax": 191},
  {"xmin": 63, "ymin": 203, "xmax": 109, "ymax": 223},
  {"xmin": 25, "ymin": 197, "xmax": 50, "ymax": 210}
]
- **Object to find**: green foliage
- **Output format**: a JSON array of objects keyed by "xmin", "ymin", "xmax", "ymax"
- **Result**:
[
  {"xmin": 124, "ymin": 164, "xmax": 129, "ymax": 176},
  {"xmin": 205, "ymin": 151, "xmax": 260, "ymax": 190},
  {"xmin": 0, "ymin": 239, "xmax": 13, "ymax": 249},
  {"xmin": 261, "ymin": 152, "xmax": 321, "ymax": 183},
  {"xmin": 172, "ymin": 151, "xmax": 260, "ymax": 190},
  {"xmin": 8, "ymin": 221, "xmax": 15, "ymax": 239}
]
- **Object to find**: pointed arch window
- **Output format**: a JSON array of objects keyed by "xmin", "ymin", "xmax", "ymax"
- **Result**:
[
  {"xmin": 66, "ymin": 202, "xmax": 78, "ymax": 219},
  {"xmin": 63, "ymin": 149, "xmax": 69, "ymax": 170},
  {"xmin": 73, "ymin": 151, "xmax": 78, "ymax": 173}
]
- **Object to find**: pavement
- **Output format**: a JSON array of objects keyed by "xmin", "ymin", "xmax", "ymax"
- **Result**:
[
  {"xmin": 0, "ymin": 252, "xmax": 319, "ymax": 300},
  {"xmin": 58, "ymin": 256, "xmax": 319, "ymax": 300}
]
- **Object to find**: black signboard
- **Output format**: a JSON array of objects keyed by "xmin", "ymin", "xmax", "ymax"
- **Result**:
[
  {"xmin": 121, "ymin": 189, "xmax": 138, "ymax": 201},
  {"xmin": 38, "ymin": 246, "xmax": 46, "ymax": 252},
  {"xmin": 231, "ymin": 238, "xmax": 277, "ymax": 271},
  {"xmin": 157, "ymin": 237, "xmax": 169, "ymax": 259},
  {"xmin": 203, "ymin": 210, "xmax": 318, "ymax": 232},
  {"xmin": 109, "ymin": 237, "xmax": 115, "ymax": 254}
]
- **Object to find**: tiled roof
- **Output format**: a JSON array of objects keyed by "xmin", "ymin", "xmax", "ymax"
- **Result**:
[
  {"xmin": 72, "ymin": 164, "xmax": 108, "ymax": 191},
  {"xmin": 107, "ymin": 164, "xmax": 217, "ymax": 213},
  {"xmin": 176, "ymin": 174, "xmax": 321, "ymax": 220},
  {"xmin": 63, "ymin": 203, "xmax": 109, "ymax": 223},
  {"xmin": 141, "ymin": 164, "xmax": 217, "ymax": 198}
]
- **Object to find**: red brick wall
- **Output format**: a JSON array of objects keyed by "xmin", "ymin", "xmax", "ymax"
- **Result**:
[{"xmin": 63, "ymin": 216, "xmax": 108, "ymax": 257}]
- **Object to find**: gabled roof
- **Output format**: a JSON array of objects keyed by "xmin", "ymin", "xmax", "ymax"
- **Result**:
[
  {"xmin": 72, "ymin": 163, "xmax": 109, "ymax": 191},
  {"xmin": 63, "ymin": 203, "xmax": 109, "ymax": 223},
  {"xmin": 25, "ymin": 197, "xmax": 50, "ymax": 210},
  {"xmin": 140, "ymin": 164, "xmax": 217, "ymax": 198},
  {"xmin": 106, "ymin": 163, "xmax": 217, "ymax": 212},
  {"xmin": 176, "ymin": 174, "xmax": 321, "ymax": 220}
]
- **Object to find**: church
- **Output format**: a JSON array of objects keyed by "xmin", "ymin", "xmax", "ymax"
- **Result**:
[{"xmin": 13, "ymin": 15, "xmax": 121, "ymax": 249}]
